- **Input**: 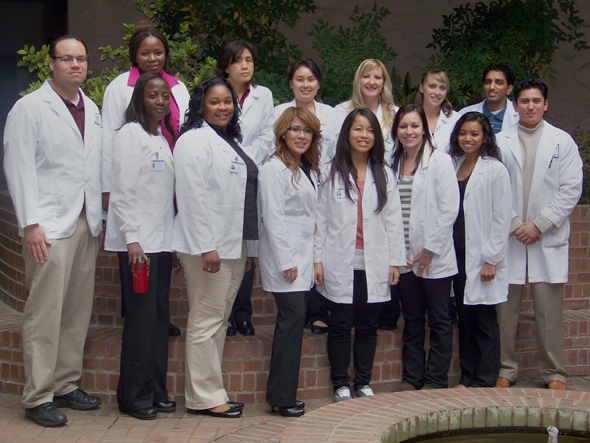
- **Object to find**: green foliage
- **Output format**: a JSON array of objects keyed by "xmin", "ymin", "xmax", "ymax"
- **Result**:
[
  {"xmin": 575, "ymin": 127, "xmax": 590, "ymax": 204},
  {"xmin": 427, "ymin": 0, "xmax": 589, "ymax": 108},
  {"xmin": 307, "ymin": 3, "xmax": 397, "ymax": 106},
  {"xmin": 145, "ymin": 0, "xmax": 316, "ymax": 97},
  {"xmin": 390, "ymin": 67, "xmax": 418, "ymax": 106},
  {"xmin": 16, "ymin": 1, "xmax": 215, "ymax": 108}
]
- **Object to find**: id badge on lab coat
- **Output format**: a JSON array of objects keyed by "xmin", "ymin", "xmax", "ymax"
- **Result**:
[
  {"xmin": 151, "ymin": 159, "xmax": 165, "ymax": 171},
  {"xmin": 230, "ymin": 156, "xmax": 246, "ymax": 173},
  {"xmin": 335, "ymin": 187, "xmax": 346, "ymax": 199}
]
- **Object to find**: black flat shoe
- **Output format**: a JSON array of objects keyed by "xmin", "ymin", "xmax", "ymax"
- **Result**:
[
  {"xmin": 227, "ymin": 401, "xmax": 244, "ymax": 410},
  {"xmin": 271, "ymin": 405, "xmax": 305, "ymax": 417},
  {"xmin": 311, "ymin": 324, "xmax": 328, "ymax": 334},
  {"xmin": 188, "ymin": 407, "xmax": 242, "ymax": 418},
  {"xmin": 154, "ymin": 400, "xmax": 176, "ymax": 413},
  {"xmin": 236, "ymin": 320, "xmax": 255, "ymax": 336},
  {"xmin": 295, "ymin": 400, "xmax": 305, "ymax": 408},
  {"xmin": 118, "ymin": 405, "xmax": 158, "ymax": 420},
  {"xmin": 169, "ymin": 323, "xmax": 181, "ymax": 337},
  {"xmin": 227, "ymin": 320, "xmax": 237, "ymax": 336}
]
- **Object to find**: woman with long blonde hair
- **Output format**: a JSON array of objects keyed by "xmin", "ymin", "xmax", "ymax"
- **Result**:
[
  {"xmin": 336, "ymin": 59, "xmax": 397, "ymax": 151},
  {"xmin": 260, "ymin": 107, "xmax": 321, "ymax": 417}
]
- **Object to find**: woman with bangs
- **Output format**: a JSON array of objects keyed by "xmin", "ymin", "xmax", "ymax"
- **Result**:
[
  {"xmin": 260, "ymin": 107, "xmax": 321, "ymax": 417},
  {"xmin": 415, "ymin": 69, "xmax": 460, "ymax": 153},
  {"xmin": 314, "ymin": 108, "xmax": 405, "ymax": 402},
  {"xmin": 390, "ymin": 103, "xmax": 459, "ymax": 392},
  {"xmin": 336, "ymin": 59, "xmax": 397, "ymax": 155}
]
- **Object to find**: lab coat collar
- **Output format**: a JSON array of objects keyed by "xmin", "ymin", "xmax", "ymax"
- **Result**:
[
  {"xmin": 147, "ymin": 126, "xmax": 173, "ymax": 162},
  {"xmin": 241, "ymin": 83, "xmax": 261, "ymax": 115},
  {"xmin": 41, "ymin": 80, "xmax": 84, "ymax": 143}
]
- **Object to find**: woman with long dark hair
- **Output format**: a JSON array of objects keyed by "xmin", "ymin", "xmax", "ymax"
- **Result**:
[
  {"xmin": 105, "ymin": 73, "xmax": 176, "ymax": 420},
  {"xmin": 172, "ymin": 77, "xmax": 257, "ymax": 418},
  {"xmin": 448, "ymin": 112, "xmax": 512, "ymax": 388},
  {"xmin": 260, "ymin": 107, "xmax": 321, "ymax": 417},
  {"xmin": 390, "ymin": 103, "xmax": 460, "ymax": 392},
  {"xmin": 314, "ymin": 108, "xmax": 405, "ymax": 402}
]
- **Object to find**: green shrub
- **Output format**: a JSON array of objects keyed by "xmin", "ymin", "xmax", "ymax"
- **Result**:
[
  {"xmin": 575, "ymin": 127, "xmax": 590, "ymax": 204},
  {"xmin": 307, "ymin": 3, "xmax": 397, "ymax": 106},
  {"xmin": 427, "ymin": 0, "xmax": 589, "ymax": 108}
]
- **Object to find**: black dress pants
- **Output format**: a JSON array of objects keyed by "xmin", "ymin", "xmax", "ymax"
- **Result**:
[
  {"xmin": 117, "ymin": 251, "xmax": 172, "ymax": 411},
  {"xmin": 266, "ymin": 291, "xmax": 308, "ymax": 407},
  {"xmin": 378, "ymin": 285, "xmax": 401, "ymax": 328},
  {"xmin": 453, "ymin": 248, "xmax": 500, "ymax": 387},
  {"xmin": 399, "ymin": 271, "xmax": 453, "ymax": 389},
  {"xmin": 327, "ymin": 271, "xmax": 383, "ymax": 391},
  {"xmin": 307, "ymin": 285, "xmax": 330, "ymax": 325},
  {"xmin": 228, "ymin": 262, "xmax": 255, "ymax": 324}
]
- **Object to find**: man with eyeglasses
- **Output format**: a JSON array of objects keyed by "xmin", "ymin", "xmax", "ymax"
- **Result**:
[{"xmin": 3, "ymin": 35, "xmax": 103, "ymax": 427}]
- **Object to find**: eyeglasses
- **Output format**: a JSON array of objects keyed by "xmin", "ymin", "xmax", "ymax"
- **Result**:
[
  {"xmin": 287, "ymin": 126, "xmax": 314, "ymax": 136},
  {"xmin": 52, "ymin": 55, "xmax": 88, "ymax": 64}
]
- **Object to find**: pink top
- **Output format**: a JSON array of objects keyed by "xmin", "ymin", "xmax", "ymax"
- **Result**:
[
  {"xmin": 356, "ymin": 180, "xmax": 364, "ymax": 249},
  {"xmin": 128, "ymin": 65, "xmax": 181, "ymax": 150}
]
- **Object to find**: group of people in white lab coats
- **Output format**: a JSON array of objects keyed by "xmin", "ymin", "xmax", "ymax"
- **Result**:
[{"xmin": 5, "ymin": 27, "xmax": 584, "ymax": 429}]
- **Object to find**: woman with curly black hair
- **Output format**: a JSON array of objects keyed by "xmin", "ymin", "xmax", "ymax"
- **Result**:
[
  {"xmin": 448, "ymin": 111, "xmax": 512, "ymax": 388},
  {"xmin": 171, "ymin": 77, "xmax": 257, "ymax": 418}
]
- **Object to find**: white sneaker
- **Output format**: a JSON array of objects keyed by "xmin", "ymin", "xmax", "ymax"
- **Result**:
[
  {"xmin": 354, "ymin": 385, "xmax": 374, "ymax": 397},
  {"xmin": 333, "ymin": 386, "xmax": 352, "ymax": 402}
]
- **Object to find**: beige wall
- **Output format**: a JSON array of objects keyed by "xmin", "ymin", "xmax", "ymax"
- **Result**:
[{"xmin": 70, "ymin": 0, "xmax": 590, "ymax": 133}]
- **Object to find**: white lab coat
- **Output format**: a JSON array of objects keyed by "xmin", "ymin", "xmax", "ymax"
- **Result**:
[
  {"xmin": 274, "ymin": 100, "xmax": 340, "ymax": 166},
  {"xmin": 314, "ymin": 164, "xmax": 406, "ymax": 304},
  {"xmin": 172, "ymin": 123, "xmax": 248, "ymax": 259},
  {"xmin": 497, "ymin": 121, "xmax": 583, "ymax": 284},
  {"xmin": 105, "ymin": 123, "xmax": 174, "ymax": 253},
  {"xmin": 239, "ymin": 84, "xmax": 275, "ymax": 166},
  {"xmin": 454, "ymin": 156, "xmax": 512, "ymax": 305},
  {"xmin": 101, "ymin": 71, "xmax": 190, "ymax": 192},
  {"xmin": 459, "ymin": 99, "xmax": 519, "ymax": 133},
  {"xmin": 3, "ymin": 80, "xmax": 103, "ymax": 238},
  {"xmin": 334, "ymin": 100, "xmax": 396, "ymax": 156},
  {"xmin": 431, "ymin": 109, "xmax": 460, "ymax": 153},
  {"xmin": 258, "ymin": 157, "xmax": 319, "ymax": 293},
  {"xmin": 392, "ymin": 148, "xmax": 460, "ymax": 279}
]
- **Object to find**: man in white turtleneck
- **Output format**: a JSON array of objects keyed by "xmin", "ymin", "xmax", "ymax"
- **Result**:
[{"xmin": 494, "ymin": 79, "xmax": 583, "ymax": 391}]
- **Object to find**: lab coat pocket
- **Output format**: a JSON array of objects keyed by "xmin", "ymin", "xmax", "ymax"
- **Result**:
[
  {"xmin": 138, "ymin": 206, "xmax": 165, "ymax": 250},
  {"xmin": 542, "ymin": 223, "xmax": 569, "ymax": 248},
  {"xmin": 374, "ymin": 246, "xmax": 390, "ymax": 283},
  {"xmin": 322, "ymin": 246, "xmax": 345, "ymax": 285}
]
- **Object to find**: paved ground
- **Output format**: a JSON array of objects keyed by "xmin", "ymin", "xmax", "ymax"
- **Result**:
[{"xmin": 2, "ymin": 377, "xmax": 590, "ymax": 442}]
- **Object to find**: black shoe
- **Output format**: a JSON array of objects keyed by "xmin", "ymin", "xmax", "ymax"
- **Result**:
[
  {"xmin": 311, "ymin": 324, "xmax": 328, "ymax": 334},
  {"xmin": 53, "ymin": 388, "xmax": 101, "ymax": 410},
  {"xmin": 118, "ymin": 404, "xmax": 158, "ymax": 420},
  {"xmin": 295, "ymin": 400, "xmax": 305, "ymax": 408},
  {"xmin": 154, "ymin": 400, "xmax": 176, "ymax": 413},
  {"xmin": 227, "ymin": 320, "xmax": 237, "ymax": 336},
  {"xmin": 169, "ymin": 322, "xmax": 181, "ymax": 337},
  {"xmin": 227, "ymin": 401, "xmax": 244, "ymax": 410},
  {"xmin": 378, "ymin": 324, "xmax": 397, "ymax": 331},
  {"xmin": 236, "ymin": 320, "xmax": 255, "ymax": 336},
  {"xmin": 187, "ymin": 407, "xmax": 242, "ymax": 418},
  {"xmin": 271, "ymin": 405, "xmax": 305, "ymax": 417},
  {"xmin": 25, "ymin": 402, "xmax": 68, "ymax": 427}
]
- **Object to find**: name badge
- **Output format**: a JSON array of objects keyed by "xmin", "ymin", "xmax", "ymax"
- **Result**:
[
  {"xmin": 151, "ymin": 159, "xmax": 165, "ymax": 171},
  {"xmin": 230, "ymin": 156, "xmax": 245, "ymax": 173},
  {"xmin": 335, "ymin": 187, "xmax": 345, "ymax": 199}
]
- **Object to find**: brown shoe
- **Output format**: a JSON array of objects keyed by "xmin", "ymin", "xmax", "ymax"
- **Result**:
[
  {"xmin": 392, "ymin": 382, "xmax": 416, "ymax": 392},
  {"xmin": 547, "ymin": 380, "xmax": 566, "ymax": 390},
  {"xmin": 495, "ymin": 377, "xmax": 512, "ymax": 388}
]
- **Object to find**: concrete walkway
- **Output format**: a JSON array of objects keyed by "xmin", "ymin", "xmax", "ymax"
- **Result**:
[{"xmin": 2, "ymin": 377, "xmax": 590, "ymax": 443}]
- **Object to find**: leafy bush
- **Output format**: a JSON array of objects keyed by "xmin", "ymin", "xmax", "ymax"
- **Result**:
[
  {"xmin": 307, "ymin": 3, "xmax": 397, "ymax": 106},
  {"xmin": 390, "ymin": 67, "xmax": 418, "ymax": 107},
  {"xmin": 575, "ymin": 128, "xmax": 590, "ymax": 204},
  {"xmin": 427, "ymin": 0, "xmax": 589, "ymax": 108}
]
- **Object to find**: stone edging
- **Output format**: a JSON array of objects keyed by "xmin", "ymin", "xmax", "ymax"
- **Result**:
[{"xmin": 278, "ymin": 388, "xmax": 590, "ymax": 443}]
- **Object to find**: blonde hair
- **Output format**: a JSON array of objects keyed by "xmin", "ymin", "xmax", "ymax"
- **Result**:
[
  {"xmin": 273, "ymin": 107, "xmax": 322, "ymax": 184},
  {"xmin": 346, "ymin": 59, "xmax": 396, "ymax": 139},
  {"xmin": 416, "ymin": 69, "xmax": 454, "ymax": 117}
]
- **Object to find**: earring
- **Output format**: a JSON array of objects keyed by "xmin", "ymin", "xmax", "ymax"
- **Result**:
[{"xmin": 166, "ymin": 109, "xmax": 170, "ymax": 115}]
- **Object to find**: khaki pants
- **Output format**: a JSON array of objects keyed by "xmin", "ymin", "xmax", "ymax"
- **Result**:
[
  {"xmin": 496, "ymin": 282, "xmax": 567, "ymax": 384},
  {"xmin": 179, "ymin": 243, "xmax": 246, "ymax": 410},
  {"xmin": 22, "ymin": 214, "xmax": 99, "ymax": 408}
]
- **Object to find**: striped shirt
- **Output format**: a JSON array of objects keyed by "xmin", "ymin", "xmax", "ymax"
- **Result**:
[{"xmin": 398, "ymin": 175, "xmax": 413, "ymax": 274}]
